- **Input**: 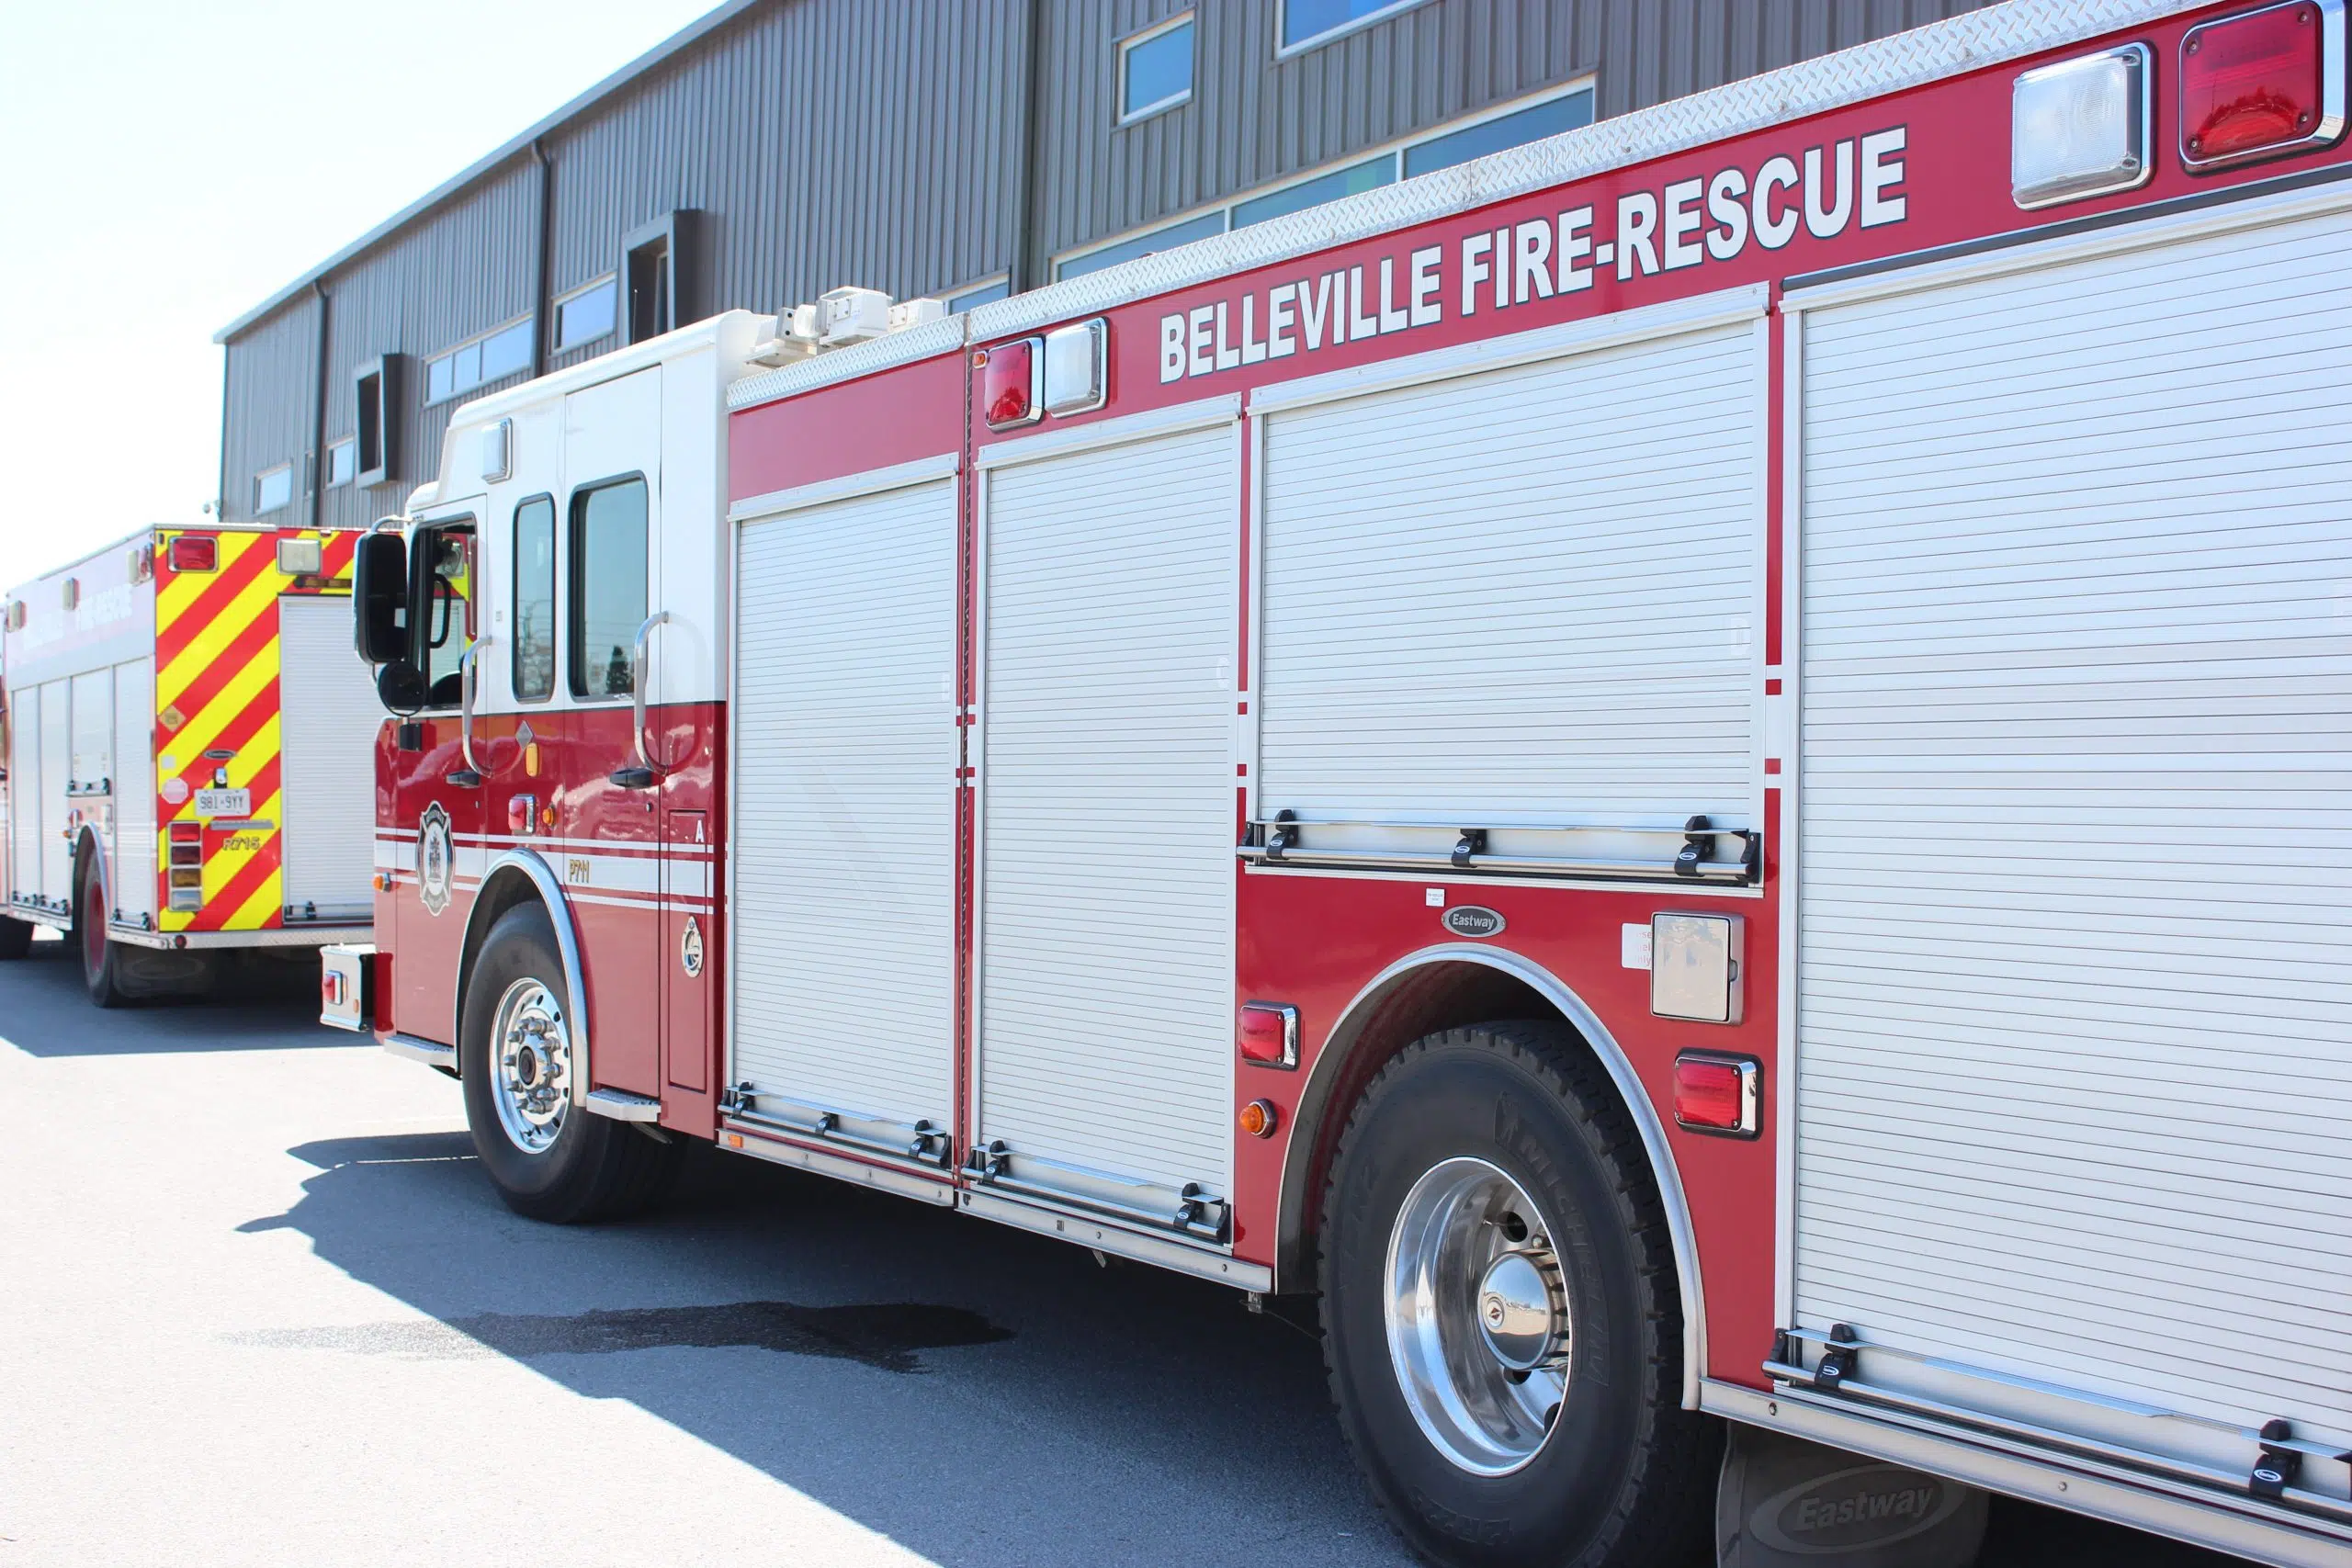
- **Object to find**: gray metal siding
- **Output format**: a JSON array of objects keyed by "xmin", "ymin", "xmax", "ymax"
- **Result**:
[
  {"xmin": 1031, "ymin": 0, "xmax": 2004, "ymax": 264},
  {"xmin": 220, "ymin": 0, "xmax": 2004, "ymax": 549},
  {"xmin": 315, "ymin": 159, "xmax": 540, "ymax": 531},
  {"xmin": 220, "ymin": 299, "xmax": 319, "ymax": 524}
]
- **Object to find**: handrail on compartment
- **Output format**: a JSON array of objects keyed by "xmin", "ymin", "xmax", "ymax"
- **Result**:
[{"xmin": 1238, "ymin": 812, "xmax": 1758, "ymax": 885}]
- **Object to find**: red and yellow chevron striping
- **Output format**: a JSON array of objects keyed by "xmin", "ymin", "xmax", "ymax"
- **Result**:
[{"xmin": 152, "ymin": 527, "xmax": 356, "ymax": 932}]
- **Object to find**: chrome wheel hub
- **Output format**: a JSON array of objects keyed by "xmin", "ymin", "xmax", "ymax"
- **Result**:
[
  {"xmin": 1385, "ymin": 1157, "xmax": 1573, "ymax": 1476},
  {"xmin": 491, "ymin": 978, "xmax": 571, "ymax": 1155}
]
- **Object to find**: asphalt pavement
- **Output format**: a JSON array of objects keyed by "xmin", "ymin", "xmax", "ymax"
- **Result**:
[{"xmin": 0, "ymin": 936, "xmax": 2251, "ymax": 1567}]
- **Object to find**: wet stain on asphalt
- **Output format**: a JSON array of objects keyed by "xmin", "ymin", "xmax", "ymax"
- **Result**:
[{"xmin": 233, "ymin": 1301, "xmax": 1012, "ymax": 1372}]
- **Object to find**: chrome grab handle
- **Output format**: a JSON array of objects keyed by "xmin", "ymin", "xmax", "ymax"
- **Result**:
[
  {"xmin": 454, "ymin": 639, "xmax": 488, "ymax": 784},
  {"xmin": 629, "ymin": 612, "xmax": 671, "ymax": 773}
]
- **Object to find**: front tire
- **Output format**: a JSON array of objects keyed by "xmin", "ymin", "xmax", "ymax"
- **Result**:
[
  {"xmin": 459, "ymin": 902, "xmax": 681, "ymax": 1223},
  {"xmin": 1319, "ymin": 1021, "xmax": 1717, "ymax": 1568}
]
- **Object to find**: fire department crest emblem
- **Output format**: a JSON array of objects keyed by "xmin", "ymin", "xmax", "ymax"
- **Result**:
[
  {"xmin": 680, "ymin": 916, "xmax": 705, "ymax": 978},
  {"xmin": 417, "ymin": 803, "xmax": 454, "ymax": 917}
]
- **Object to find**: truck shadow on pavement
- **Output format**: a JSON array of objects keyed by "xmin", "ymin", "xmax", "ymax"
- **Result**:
[
  {"xmin": 243, "ymin": 1129, "xmax": 2250, "ymax": 1568},
  {"xmin": 0, "ymin": 939, "xmax": 359, "ymax": 1057},
  {"xmin": 246, "ymin": 1128, "xmax": 1411, "ymax": 1568}
]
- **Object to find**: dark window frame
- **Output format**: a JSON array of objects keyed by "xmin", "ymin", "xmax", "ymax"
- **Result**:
[
  {"xmin": 566, "ymin": 473, "xmax": 650, "ymax": 702},
  {"xmin": 509, "ymin": 492, "xmax": 559, "ymax": 705},
  {"xmin": 622, "ymin": 210, "xmax": 707, "ymax": 345},
  {"xmin": 353, "ymin": 354, "xmax": 403, "ymax": 488}
]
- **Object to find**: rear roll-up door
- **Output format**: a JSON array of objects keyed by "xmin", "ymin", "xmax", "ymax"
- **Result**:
[
  {"xmin": 277, "ymin": 594, "xmax": 383, "ymax": 917},
  {"xmin": 1254, "ymin": 305, "xmax": 1766, "ymax": 878},
  {"xmin": 1792, "ymin": 199, "xmax": 2352, "ymax": 1477}
]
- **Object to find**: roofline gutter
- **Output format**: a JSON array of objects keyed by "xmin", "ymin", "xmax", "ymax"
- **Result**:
[{"xmin": 213, "ymin": 0, "xmax": 770, "ymax": 344}]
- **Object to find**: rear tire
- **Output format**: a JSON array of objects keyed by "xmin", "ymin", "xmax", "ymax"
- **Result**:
[
  {"xmin": 0, "ymin": 916, "xmax": 32, "ymax": 960},
  {"xmin": 459, "ymin": 901, "xmax": 681, "ymax": 1224},
  {"xmin": 75, "ymin": 854, "xmax": 129, "ymax": 1009},
  {"xmin": 1318, "ymin": 1020, "xmax": 1718, "ymax": 1568}
]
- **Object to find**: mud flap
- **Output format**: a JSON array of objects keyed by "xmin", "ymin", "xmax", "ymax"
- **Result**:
[{"xmin": 1717, "ymin": 1426, "xmax": 1987, "ymax": 1568}]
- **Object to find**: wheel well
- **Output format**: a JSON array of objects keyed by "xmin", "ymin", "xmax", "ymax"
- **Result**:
[
  {"xmin": 454, "ymin": 868, "xmax": 547, "ymax": 1073},
  {"xmin": 1274, "ymin": 960, "xmax": 1556, "ymax": 1292}
]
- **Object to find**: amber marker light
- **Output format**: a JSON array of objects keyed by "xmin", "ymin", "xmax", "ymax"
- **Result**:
[{"xmin": 1238, "ymin": 1099, "xmax": 1280, "ymax": 1139}]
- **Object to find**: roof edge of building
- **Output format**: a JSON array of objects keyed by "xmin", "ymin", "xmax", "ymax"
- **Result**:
[{"xmin": 212, "ymin": 0, "xmax": 770, "ymax": 345}]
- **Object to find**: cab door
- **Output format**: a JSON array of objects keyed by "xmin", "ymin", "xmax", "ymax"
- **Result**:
[
  {"xmin": 559, "ymin": 367, "xmax": 663, "ymax": 1099},
  {"xmin": 389, "ymin": 505, "xmax": 484, "ymax": 1046}
]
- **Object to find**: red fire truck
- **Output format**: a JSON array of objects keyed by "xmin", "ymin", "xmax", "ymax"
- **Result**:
[
  {"xmin": 1, "ymin": 525, "xmax": 376, "ymax": 1003},
  {"xmin": 326, "ymin": 2, "xmax": 2352, "ymax": 1562}
]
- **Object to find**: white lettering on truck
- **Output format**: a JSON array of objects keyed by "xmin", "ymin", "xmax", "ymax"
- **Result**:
[{"xmin": 1163, "ymin": 125, "xmax": 1912, "ymax": 385}]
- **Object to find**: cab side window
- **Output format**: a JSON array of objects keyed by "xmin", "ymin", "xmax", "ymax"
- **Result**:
[
  {"xmin": 419, "ymin": 525, "xmax": 476, "ymax": 708},
  {"xmin": 512, "ymin": 496, "xmax": 557, "ymax": 702},
  {"xmin": 569, "ymin": 477, "xmax": 648, "ymax": 699}
]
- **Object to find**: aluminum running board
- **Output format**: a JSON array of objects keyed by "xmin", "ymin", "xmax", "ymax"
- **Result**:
[
  {"xmin": 582, "ymin": 1087, "xmax": 662, "ymax": 1122},
  {"xmin": 383, "ymin": 1032, "xmax": 458, "ymax": 1069}
]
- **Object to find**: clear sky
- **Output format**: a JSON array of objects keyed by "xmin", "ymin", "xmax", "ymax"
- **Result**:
[{"xmin": 0, "ymin": 0, "xmax": 717, "ymax": 590}]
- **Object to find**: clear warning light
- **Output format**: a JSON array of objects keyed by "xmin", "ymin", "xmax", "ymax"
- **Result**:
[
  {"xmin": 2180, "ymin": 0, "xmax": 2344, "ymax": 172},
  {"xmin": 2011, "ymin": 43, "xmax": 2151, "ymax": 208}
]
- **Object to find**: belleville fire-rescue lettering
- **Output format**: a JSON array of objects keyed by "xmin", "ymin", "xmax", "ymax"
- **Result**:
[{"xmin": 1161, "ymin": 127, "xmax": 1907, "ymax": 381}]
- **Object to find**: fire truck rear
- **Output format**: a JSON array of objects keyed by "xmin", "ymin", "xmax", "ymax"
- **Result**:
[
  {"xmin": 1, "ymin": 526, "xmax": 378, "ymax": 1003},
  {"xmin": 332, "ymin": 3, "xmax": 2352, "ymax": 1562}
]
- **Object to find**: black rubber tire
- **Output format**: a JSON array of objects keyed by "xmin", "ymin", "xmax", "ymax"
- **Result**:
[
  {"xmin": 75, "ymin": 854, "xmax": 129, "ymax": 1009},
  {"xmin": 1319, "ymin": 1020, "xmax": 1720, "ymax": 1568},
  {"xmin": 459, "ymin": 902, "xmax": 682, "ymax": 1224},
  {"xmin": 0, "ymin": 916, "xmax": 32, "ymax": 960}
]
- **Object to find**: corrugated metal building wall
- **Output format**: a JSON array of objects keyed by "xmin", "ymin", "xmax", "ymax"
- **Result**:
[{"xmin": 216, "ymin": 0, "xmax": 1999, "ymax": 526}]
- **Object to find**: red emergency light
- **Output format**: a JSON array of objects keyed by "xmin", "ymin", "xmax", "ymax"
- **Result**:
[
  {"xmin": 980, "ymin": 338, "xmax": 1043, "ymax": 430},
  {"xmin": 2180, "ymin": 1, "xmax": 2343, "ymax": 170},
  {"xmin": 1237, "ymin": 1001, "xmax": 1299, "ymax": 1069},
  {"xmin": 168, "ymin": 535, "xmax": 219, "ymax": 573},
  {"xmin": 1673, "ymin": 1051, "xmax": 1760, "ymax": 1138}
]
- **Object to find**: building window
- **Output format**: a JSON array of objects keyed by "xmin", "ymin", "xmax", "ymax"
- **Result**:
[
  {"xmin": 1057, "ymin": 209, "xmax": 1227, "ymax": 281},
  {"xmin": 354, "ymin": 355, "xmax": 401, "ymax": 487},
  {"xmin": 1054, "ymin": 82, "xmax": 1595, "ymax": 278},
  {"xmin": 325, "ymin": 438, "xmax": 356, "ymax": 490},
  {"xmin": 947, "ymin": 276, "xmax": 1011, "ymax": 312},
  {"xmin": 1231, "ymin": 153, "xmax": 1395, "ymax": 228},
  {"xmin": 569, "ymin": 477, "xmax": 647, "ymax": 699},
  {"xmin": 1278, "ymin": 0, "xmax": 1429, "ymax": 55},
  {"xmin": 425, "ymin": 318, "xmax": 534, "ymax": 405},
  {"xmin": 556, "ymin": 276, "xmax": 617, "ymax": 351},
  {"xmin": 1120, "ymin": 14, "xmax": 1194, "ymax": 123},
  {"xmin": 254, "ymin": 465, "xmax": 293, "ymax": 515},
  {"xmin": 1403, "ymin": 89, "xmax": 1596, "ymax": 177},
  {"xmin": 512, "ymin": 494, "xmax": 557, "ymax": 702}
]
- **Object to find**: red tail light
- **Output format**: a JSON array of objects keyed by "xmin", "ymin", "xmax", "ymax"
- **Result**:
[
  {"xmin": 1237, "ymin": 1001, "xmax": 1299, "ymax": 1069},
  {"xmin": 167, "ymin": 535, "xmax": 219, "ymax": 573},
  {"xmin": 1673, "ymin": 1052, "xmax": 1760, "ymax": 1138},
  {"xmin": 980, "ymin": 338, "xmax": 1043, "ymax": 430},
  {"xmin": 2181, "ymin": 1, "xmax": 2342, "ymax": 170}
]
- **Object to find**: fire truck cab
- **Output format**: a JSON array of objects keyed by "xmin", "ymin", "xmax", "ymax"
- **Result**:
[{"xmin": 339, "ymin": 3, "xmax": 2352, "ymax": 1563}]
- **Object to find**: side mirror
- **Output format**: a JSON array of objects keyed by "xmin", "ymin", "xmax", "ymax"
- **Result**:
[
  {"xmin": 353, "ymin": 532, "xmax": 409, "ymax": 665},
  {"xmin": 376, "ymin": 661, "xmax": 427, "ymax": 714}
]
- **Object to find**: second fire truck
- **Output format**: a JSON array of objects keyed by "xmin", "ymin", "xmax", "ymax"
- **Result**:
[
  {"xmin": 2, "ymin": 525, "xmax": 377, "ymax": 1004},
  {"xmin": 329, "ymin": 2, "xmax": 2352, "ymax": 1562}
]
